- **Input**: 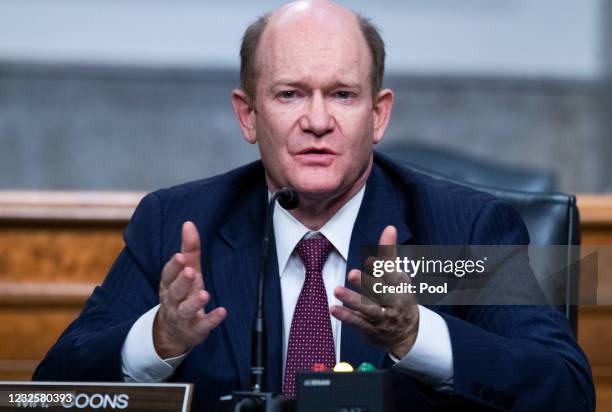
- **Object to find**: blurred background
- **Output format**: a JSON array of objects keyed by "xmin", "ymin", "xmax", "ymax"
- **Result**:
[{"xmin": 0, "ymin": 0, "xmax": 610, "ymax": 194}]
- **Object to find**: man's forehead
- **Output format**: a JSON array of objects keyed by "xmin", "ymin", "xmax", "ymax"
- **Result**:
[
  {"xmin": 257, "ymin": 8, "xmax": 369, "ymax": 73},
  {"xmin": 265, "ymin": 39, "xmax": 363, "ymax": 66},
  {"xmin": 258, "ymin": 36, "xmax": 369, "ymax": 88}
]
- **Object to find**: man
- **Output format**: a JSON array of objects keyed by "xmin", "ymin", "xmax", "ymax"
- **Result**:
[{"xmin": 34, "ymin": 1, "xmax": 594, "ymax": 410}]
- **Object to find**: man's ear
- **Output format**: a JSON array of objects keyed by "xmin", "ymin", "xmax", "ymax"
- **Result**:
[
  {"xmin": 372, "ymin": 89, "xmax": 394, "ymax": 145},
  {"xmin": 231, "ymin": 89, "xmax": 257, "ymax": 144}
]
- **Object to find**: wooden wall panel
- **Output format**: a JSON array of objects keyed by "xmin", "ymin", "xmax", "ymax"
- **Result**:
[
  {"xmin": 580, "ymin": 307, "xmax": 612, "ymax": 373},
  {"xmin": 0, "ymin": 308, "xmax": 84, "ymax": 360},
  {"xmin": 0, "ymin": 227, "xmax": 125, "ymax": 282},
  {"xmin": 0, "ymin": 192, "xmax": 139, "ymax": 380},
  {"xmin": 0, "ymin": 191, "xmax": 611, "ymax": 410},
  {"xmin": 577, "ymin": 195, "xmax": 612, "ymax": 412}
]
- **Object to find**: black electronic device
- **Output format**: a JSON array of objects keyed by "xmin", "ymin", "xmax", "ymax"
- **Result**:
[{"xmin": 296, "ymin": 370, "xmax": 391, "ymax": 412}]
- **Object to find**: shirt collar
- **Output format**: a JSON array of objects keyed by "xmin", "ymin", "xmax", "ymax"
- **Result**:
[{"xmin": 272, "ymin": 185, "xmax": 366, "ymax": 276}]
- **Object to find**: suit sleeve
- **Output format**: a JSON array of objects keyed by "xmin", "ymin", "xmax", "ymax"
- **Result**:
[
  {"xmin": 32, "ymin": 193, "xmax": 164, "ymax": 381},
  {"xmin": 441, "ymin": 200, "xmax": 595, "ymax": 411}
]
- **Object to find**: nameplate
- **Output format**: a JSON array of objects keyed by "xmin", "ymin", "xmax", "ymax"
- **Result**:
[{"xmin": 0, "ymin": 381, "xmax": 192, "ymax": 411}]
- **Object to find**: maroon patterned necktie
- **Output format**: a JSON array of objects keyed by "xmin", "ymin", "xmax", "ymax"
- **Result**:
[{"xmin": 282, "ymin": 235, "xmax": 336, "ymax": 398}]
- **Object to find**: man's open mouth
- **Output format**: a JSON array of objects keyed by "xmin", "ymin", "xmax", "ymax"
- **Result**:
[
  {"xmin": 297, "ymin": 148, "xmax": 337, "ymax": 155},
  {"xmin": 295, "ymin": 148, "xmax": 337, "ymax": 165}
]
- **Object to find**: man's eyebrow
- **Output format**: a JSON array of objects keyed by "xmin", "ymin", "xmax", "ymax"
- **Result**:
[
  {"xmin": 270, "ymin": 79, "xmax": 307, "ymax": 88},
  {"xmin": 333, "ymin": 81, "xmax": 362, "ymax": 90},
  {"xmin": 270, "ymin": 80, "xmax": 363, "ymax": 90}
]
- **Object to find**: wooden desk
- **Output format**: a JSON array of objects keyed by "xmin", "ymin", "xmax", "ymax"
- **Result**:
[{"xmin": 0, "ymin": 192, "xmax": 611, "ymax": 409}]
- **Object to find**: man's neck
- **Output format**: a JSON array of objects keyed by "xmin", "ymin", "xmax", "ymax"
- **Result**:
[{"xmin": 268, "ymin": 158, "xmax": 372, "ymax": 231}]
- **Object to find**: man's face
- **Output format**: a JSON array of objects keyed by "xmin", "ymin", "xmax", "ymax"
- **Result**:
[{"xmin": 234, "ymin": 7, "xmax": 392, "ymax": 200}]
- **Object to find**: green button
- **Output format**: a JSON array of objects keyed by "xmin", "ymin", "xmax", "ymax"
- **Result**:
[{"xmin": 357, "ymin": 362, "xmax": 376, "ymax": 372}]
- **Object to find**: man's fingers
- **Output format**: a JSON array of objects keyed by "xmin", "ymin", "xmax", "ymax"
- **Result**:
[
  {"xmin": 377, "ymin": 225, "xmax": 398, "ymax": 261},
  {"xmin": 181, "ymin": 221, "xmax": 200, "ymax": 253},
  {"xmin": 167, "ymin": 267, "xmax": 196, "ymax": 305},
  {"xmin": 379, "ymin": 225, "xmax": 397, "ymax": 246},
  {"xmin": 193, "ymin": 307, "xmax": 227, "ymax": 336},
  {"xmin": 161, "ymin": 253, "xmax": 186, "ymax": 289},
  {"xmin": 176, "ymin": 290, "xmax": 209, "ymax": 320},
  {"xmin": 334, "ymin": 285, "xmax": 383, "ymax": 320},
  {"xmin": 330, "ymin": 305, "xmax": 375, "ymax": 335},
  {"xmin": 347, "ymin": 269, "xmax": 362, "ymax": 288},
  {"xmin": 181, "ymin": 221, "xmax": 202, "ymax": 273}
]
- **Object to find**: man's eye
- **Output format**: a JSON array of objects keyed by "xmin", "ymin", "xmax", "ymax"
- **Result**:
[
  {"xmin": 335, "ymin": 91, "xmax": 354, "ymax": 99},
  {"xmin": 278, "ymin": 91, "xmax": 297, "ymax": 99}
]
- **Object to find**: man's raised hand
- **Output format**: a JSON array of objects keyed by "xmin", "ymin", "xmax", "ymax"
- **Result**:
[
  {"xmin": 330, "ymin": 225, "xmax": 419, "ymax": 359},
  {"xmin": 153, "ymin": 221, "xmax": 227, "ymax": 359}
]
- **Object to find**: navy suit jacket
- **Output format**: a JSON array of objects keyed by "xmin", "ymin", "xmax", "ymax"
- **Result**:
[{"xmin": 34, "ymin": 153, "xmax": 594, "ymax": 411}]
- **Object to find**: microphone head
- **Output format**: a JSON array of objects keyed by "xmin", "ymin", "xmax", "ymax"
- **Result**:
[{"xmin": 277, "ymin": 187, "xmax": 300, "ymax": 210}]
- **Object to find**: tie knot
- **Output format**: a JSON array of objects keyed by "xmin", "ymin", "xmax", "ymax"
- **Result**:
[{"xmin": 295, "ymin": 235, "xmax": 334, "ymax": 274}]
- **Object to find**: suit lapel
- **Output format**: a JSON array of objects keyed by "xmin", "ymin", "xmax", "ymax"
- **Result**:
[
  {"xmin": 209, "ymin": 177, "xmax": 283, "ymax": 392},
  {"xmin": 263, "ymin": 238, "xmax": 284, "ymax": 393},
  {"xmin": 210, "ymin": 243, "xmax": 258, "ymax": 389},
  {"xmin": 342, "ymin": 162, "xmax": 413, "ymax": 367}
]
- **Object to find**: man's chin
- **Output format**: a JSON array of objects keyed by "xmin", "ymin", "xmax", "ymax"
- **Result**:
[{"xmin": 291, "ymin": 179, "xmax": 343, "ymax": 200}]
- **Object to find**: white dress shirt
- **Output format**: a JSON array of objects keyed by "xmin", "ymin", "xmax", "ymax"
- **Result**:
[{"xmin": 121, "ymin": 185, "xmax": 454, "ymax": 393}]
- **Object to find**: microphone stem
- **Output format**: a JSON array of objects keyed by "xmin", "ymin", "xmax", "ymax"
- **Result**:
[{"xmin": 251, "ymin": 191, "xmax": 281, "ymax": 392}]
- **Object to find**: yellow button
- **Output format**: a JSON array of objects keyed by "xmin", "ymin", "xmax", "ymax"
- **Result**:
[{"xmin": 333, "ymin": 362, "xmax": 354, "ymax": 372}]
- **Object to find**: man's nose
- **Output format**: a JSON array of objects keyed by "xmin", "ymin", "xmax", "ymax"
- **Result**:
[{"xmin": 299, "ymin": 93, "xmax": 334, "ymax": 137}]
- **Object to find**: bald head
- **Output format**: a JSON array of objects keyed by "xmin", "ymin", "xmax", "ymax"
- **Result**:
[
  {"xmin": 271, "ymin": 0, "xmax": 359, "ymax": 29},
  {"xmin": 239, "ymin": 0, "xmax": 385, "ymax": 101}
]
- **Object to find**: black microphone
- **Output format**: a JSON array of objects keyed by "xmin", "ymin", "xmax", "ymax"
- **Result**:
[
  {"xmin": 252, "ymin": 187, "xmax": 299, "ymax": 393},
  {"xmin": 219, "ymin": 188, "xmax": 299, "ymax": 412},
  {"xmin": 277, "ymin": 187, "xmax": 300, "ymax": 210}
]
